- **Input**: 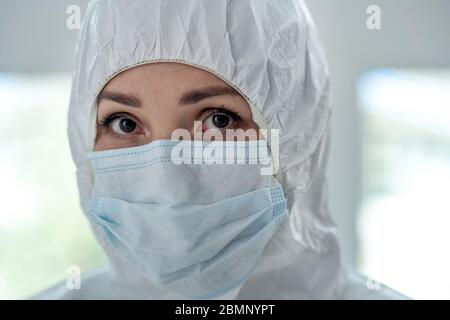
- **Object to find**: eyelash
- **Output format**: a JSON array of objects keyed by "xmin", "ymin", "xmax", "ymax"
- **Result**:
[
  {"xmin": 97, "ymin": 104, "xmax": 241, "ymax": 139},
  {"xmin": 97, "ymin": 112, "xmax": 137, "ymax": 140},
  {"xmin": 203, "ymin": 105, "xmax": 242, "ymax": 123}
]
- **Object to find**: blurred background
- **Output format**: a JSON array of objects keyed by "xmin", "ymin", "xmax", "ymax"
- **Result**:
[{"xmin": 0, "ymin": 0, "xmax": 449, "ymax": 299}]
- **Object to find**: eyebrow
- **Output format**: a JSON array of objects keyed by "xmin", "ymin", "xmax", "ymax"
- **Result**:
[
  {"xmin": 97, "ymin": 86, "xmax": 240, "ymax": 109},
  {"xmin": 178, "ymin": 86, "xmax": 240, "ymax": 105},
  {"xmin": 97, "ymin": 91, "xmax": 142, "ymax": 108}
]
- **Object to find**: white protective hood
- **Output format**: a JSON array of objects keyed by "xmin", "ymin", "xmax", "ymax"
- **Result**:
[{"xmin": 36, "ymin": 0, "xmax": 408, "ymax": 299}]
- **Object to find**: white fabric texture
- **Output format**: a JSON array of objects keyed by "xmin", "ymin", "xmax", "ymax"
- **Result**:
[{"xmin": 35, "ymin": 0, "xmax": 408, "ymax": 299}]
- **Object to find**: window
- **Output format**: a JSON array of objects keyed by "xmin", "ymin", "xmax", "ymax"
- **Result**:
[
  {"xmin": 357, "ymin": 69, "xmax": 450, "ymax": 299},
  {"xmin": 0, "ymin": 73, "xmax": 106, "ymax": 299}
]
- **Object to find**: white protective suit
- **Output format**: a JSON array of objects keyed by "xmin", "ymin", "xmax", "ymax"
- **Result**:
[{"xmin": 35, "ymin": 0, "xmax": 408, "ymax": 299}]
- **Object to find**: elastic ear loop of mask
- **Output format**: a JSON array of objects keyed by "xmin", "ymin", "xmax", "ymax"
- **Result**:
[{"xmin": 86, "ymin": 59, "xmax": 283, "ymax": 183}]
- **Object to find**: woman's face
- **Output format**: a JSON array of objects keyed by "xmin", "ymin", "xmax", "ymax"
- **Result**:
[{"xmin": 94, "ymin": 62, "xmax": 260, "ymax": 151}]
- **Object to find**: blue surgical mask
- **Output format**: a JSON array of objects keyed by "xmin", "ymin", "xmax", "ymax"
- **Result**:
[{"xmin": 86, "ymin": 139, "xmax": 288, "ymax": 299}]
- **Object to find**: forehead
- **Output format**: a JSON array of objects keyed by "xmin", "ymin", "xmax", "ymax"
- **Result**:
[{"xmin": 103, "ymin": 62, "xmax": 227, "ymax": 92}]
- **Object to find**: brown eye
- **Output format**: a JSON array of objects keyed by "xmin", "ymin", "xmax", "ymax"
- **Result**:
[
  {"xmin": 108, "ymin": 116, "xmax": 141, "ymax": 135},
  {"xmin": 212, "ymin": 113, "xmax": 231, "ymax": 128},
  {"xmin": 204, "ymin": 110, "xmax": 238, "ymax": 130}
]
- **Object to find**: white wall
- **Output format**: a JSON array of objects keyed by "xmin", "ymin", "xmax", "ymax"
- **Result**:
[{"xmin": 0, "ymin": 0, "xmax": 89, "ymax": 72}]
